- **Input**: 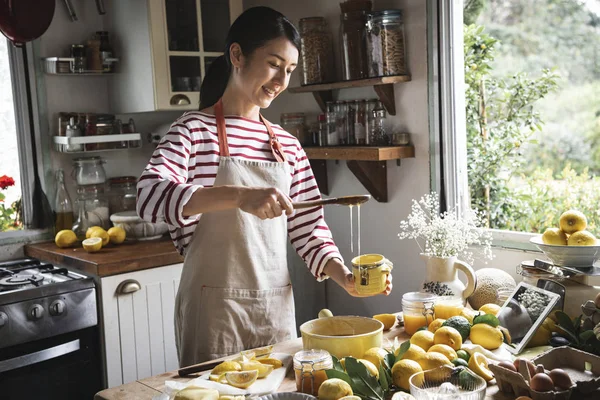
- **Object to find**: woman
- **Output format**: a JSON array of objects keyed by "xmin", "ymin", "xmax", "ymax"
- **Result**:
[{"xmin": 137, "ymin": 6, "xmax": 392, "ymax": 367}]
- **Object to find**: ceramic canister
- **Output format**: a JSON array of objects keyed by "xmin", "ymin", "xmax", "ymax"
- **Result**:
[{"xmin": 351, "ymin": 254, "xmax": 393, "ymax": 295}]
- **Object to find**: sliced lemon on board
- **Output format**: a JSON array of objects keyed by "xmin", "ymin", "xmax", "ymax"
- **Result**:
[
  {"xmin": 82, "ymin": 237, "xmax": 103, "ymax": 253},
  {"xmin": 89, "ymin": 228, "xmax": 110, "ymax": 246},
  {"xmin": 209, "ymin": 373, "xmax": 227, "ymax": 383},
  {"xmin": 225, "ymin": 370, "xmax": 258, "ymax": 389},
  {"xmin": 242, "ymin": 345, "xmax": 273, "ymax": 359},
  {"xmin": 174, "ymin": 387, "xmax": 219, "ymax": 400},
  {"xmin": 212, "ymin": 360, "xmax": 241, "ymax": 375},
  {"xmin": 256, "ymin": 357, "xmax": 283, "ymax": 368},
  {"xmin": 468, "ymin": 352, "xmax": 494, "ymax": 382},
  {"xmin": 241, "ymin": 361, "xmax": 274, "ymax": 378}
]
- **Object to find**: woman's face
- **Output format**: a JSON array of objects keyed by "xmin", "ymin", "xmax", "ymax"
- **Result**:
[{"xmin": 231, "ymin": 37, "xmax": 299, "ymax": 109}]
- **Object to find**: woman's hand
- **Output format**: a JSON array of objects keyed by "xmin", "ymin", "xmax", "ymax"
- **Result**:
[
  {"xmin": 237, "ymin": 187, "xmax": 294, "ymax": 219},
  {"xmin": 342, "ymin": 272, "xmax": 393, "ymax": 297},
  {"xmin": 324, "ymin": 258, "xmax": 393, "ymax": 297}
]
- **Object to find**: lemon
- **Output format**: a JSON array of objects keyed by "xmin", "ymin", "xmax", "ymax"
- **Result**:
[
  {"xmin": 362, "ymin": 347, "xmax": 388, "ymax": 368},
  {"xmin": 89, "ymin": 228, "xmax": 109, "ymax": 246},
  {"xmin": 108, "ymin": 226, "xmax": 126, "ymax": 244},
  {"xmin": 410, "ymin": 330, "xmax": 435, "ymax": 351},
  {"xmin": 358, "ymin": 359, "xmax": 379, "ymax": 378},
  {"xmin": 468, "ymin": 352, "xmax": 494, "ymax": 382},
  {"xmin": 225, "ymin": 370, "xmax": 258, "ymax": 389},
  {"xmin": 318, "ymin": 378, "xmax": 353, "ymax": 400},
  {"xmin": 174, "ymin": 387, "xmax": 219, "ymax": 400},
  {"xmin": 212, "ymin": 360, "xmax": 241, "ymax": 375},
  {"xmin": 427, "ymin": 318, "xmax": 446, "ymax": 333},
  {"xmin": 82, "ymin": 237, "xmax": 103, "ymax": 253},
  {"xmin": 391, "ymin": 359, "xmax": 422, "ymax": 391},
  {"xmin": 417, "ymin": 352, "xmax": 452, "ymax": 371},
  {"xmin": 397, "ymin": 343, "xmax": 426, "ymax": 361},
  {"xmin": 257, "ymin": 357, "xmax": 283, "ymax": 368},
  {"xmin": 479, "ymin": 303, "xmax": 501, "ymax": 315},
  {"xmin": 469, "ymin": 324, "xmax": 503, "ymax": 350},
  {"xmin": 319, "ymin": 308, "xmax": 334, "ymax": 318},
  {"xmin": 433, "ymin": 326, "xmax": 463, "ymax": 351},
  {"xmin": 241, "ymin": 345, "xmax": 273, "ymax": 359},
  {"xmin": 373, "ymin": 313, "xmax": 396, "ymax": 330},
  {"xmin": 428, "ymin": 344, "xmax": 457, "ymax": 363},
  {"xmin": 209, "ymin": 373, "xmax": 227, "ymax": 383},
  {"xmin": 55, "ymin": 229, "xmax": 77, "ymax": 248},
  {"xmin": 240, "ymin": 361, "xmax": 274, "ymax": 378},
  {"xmin": 460, "ymin": 308, "xmax": 480, "ymax": 324},
  {"xmin": 86, "ymin": 226, "xmax": 104, "ymax": 239},
  {"xmin": 339, "ymin": 357, "xmax": 346, "ymax": 370}
]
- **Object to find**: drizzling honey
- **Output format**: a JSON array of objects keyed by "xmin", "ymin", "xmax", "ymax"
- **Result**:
[
  {"xmin": 349, "ymin": 204, "xmax": 354, "ymax": 254},
  {"xmin": 357, "ymin": 204, "xmax": 361, "ymax": 259}
]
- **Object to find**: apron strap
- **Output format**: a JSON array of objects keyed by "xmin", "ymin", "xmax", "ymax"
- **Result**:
[{"xmin": 214, "ymin": 98, "xmax": 286, "ymax": 163}]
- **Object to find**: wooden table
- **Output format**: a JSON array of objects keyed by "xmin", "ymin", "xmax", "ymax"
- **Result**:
[{"xmin": 94, "ymin": 323, "xmax": 515, "ymax": 400}]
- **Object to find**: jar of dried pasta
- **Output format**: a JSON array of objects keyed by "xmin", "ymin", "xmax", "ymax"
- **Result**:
[
  {"xmin": 299, "ymin": 17, "xmax": 335, "ymax": 85},
  {"xmin": 366, "ymin": 10, "xmax": 407, "ymax": 77},
  {"xmin": 294, "ymin": 349, "xmax": 333, "ymax": 396}
]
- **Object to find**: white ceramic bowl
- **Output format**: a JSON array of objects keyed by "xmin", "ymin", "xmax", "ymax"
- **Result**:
[
  {"xmin": 110, "ymin": 211, "xmax": 169, "ymax": 241},
  {"xmin": 530, "ymin": 235, "xmax": 600, "ymax": 267}
]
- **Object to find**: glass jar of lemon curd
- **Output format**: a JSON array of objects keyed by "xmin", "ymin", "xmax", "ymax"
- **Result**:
[
  {"xmin": 401, "ymin": 292, "xmax": 438, "ymax": 336},
  {"xmin": 294, "ymin": 349, "xmax": 333, "ymax": 396}
]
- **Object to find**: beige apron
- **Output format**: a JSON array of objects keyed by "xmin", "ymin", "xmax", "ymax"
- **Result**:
[{"xmin": 175, "ymin": 99, "xmax": 297, "ymax": 367}]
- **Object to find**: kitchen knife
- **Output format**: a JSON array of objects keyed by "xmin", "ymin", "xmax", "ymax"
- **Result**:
[{"xmin": 177, "ymin": 359, "xmax": 224, "ymax": 377}]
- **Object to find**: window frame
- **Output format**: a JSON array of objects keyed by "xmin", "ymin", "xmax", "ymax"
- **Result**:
[
  {"xmin": 0, "ymin": 41, "xmax": 50, "ymax": 243},
  {"xmin": 428, "ymin": 0, "xmax": 538, "ymax": 252}
]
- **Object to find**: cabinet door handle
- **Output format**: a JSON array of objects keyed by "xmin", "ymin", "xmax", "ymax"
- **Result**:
[
  {"xmin": 116, "ymin": 279, "xmax": 141, "ymax": 295},
  {"xmin": 170, "ymin": 94, "xmax": 191, "ymax": 106}
]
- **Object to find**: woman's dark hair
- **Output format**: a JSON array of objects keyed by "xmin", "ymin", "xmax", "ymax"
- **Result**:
[{"xmin": 199, "ymin": 6, "xmax": 301, "ymax": 109}]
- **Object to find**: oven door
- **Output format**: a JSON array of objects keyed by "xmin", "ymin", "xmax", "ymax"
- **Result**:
[{"xmin": 0, "ymin": 326, "xmax": 103, "ymax": 400}]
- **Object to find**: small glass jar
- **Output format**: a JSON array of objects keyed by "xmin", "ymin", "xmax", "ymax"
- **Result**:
[
  {"xmin": 434, "ymin": 296, "xmax": 465, "ymax": 320},
  {"xmin": 370, "ymin": 104, "xmax": 389, "ymax": 145},
  {"xmin": 76, "ymin": 184, "xmax": 110, "ymax": 230},
  {"xmin": 336, "ymin": 101, "xmax": 349, "ymax": 145},
  {"xmin": 326, "ymin": 102, "xmax": 339, "ymax": 146},
  {"xmin": 366, "ymin": 10, "xmax": 407, "ymax": 77},
  {"xmin": 70, "ymin": 44, "xmax": 86, "ymax": 73},
  {"xmin": 299, "ymin": 17, "xmax": 335, "ymax": 85},
  {"xmin": 340, "ymin": 11, "xmax": 369, "ymax": 80},
  {"xmin": 73, "ymin": 156, "xmax": 107, "ymax": 186},
  {"xmin": 402, "ymin": 292, "xmax": 438, "ymax": 336},
  {"xmin": 281, "ymin": 113, "xmax": 308, "ymax": 145},
  {"xmin": 294, "ymin": 349, "xmax": 333, "ymax": 396},
  {"xmin": 109, "ymin": 176, "xmax": 138, "ymax": 214}
]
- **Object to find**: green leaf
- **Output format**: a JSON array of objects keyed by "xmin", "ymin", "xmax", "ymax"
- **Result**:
[
  {"xmin": 325, "ymin": 369, "xmax": 353, "ymax": 386},
  {"xmin": 377, "ymin": 364, "xmax": 389, "ymax": 394},
  {"xmin": 573, "ymin": 315, "xmax": 582, "ymax": 335},
  {"xmin": 383, "ymin": 352, "xmax": 395, "ymax": 370},
  {"xmin": 394, "ymin": 341, "xmax": 410, "ymax": 360},
  {"xmin": 580, "ymin": 330, "xmax": 595, "ymax": 343},
  {"xmin": 345, "ymin": 357, "xmax": 384, "ymax": 400},
  {"xmin": 332, "ymin": 355, "xmax": 345, "ymax": 372},
  {"xmin": 556, "ymin": 311, "xmax": 576, "ymax": 334},
  {"xmin": 473, "ymin": 314, "xmax": 500, "ymax": 327}
]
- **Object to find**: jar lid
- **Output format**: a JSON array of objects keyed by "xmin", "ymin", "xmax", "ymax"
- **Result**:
[
  {"xmin": 293, "ymin": 349, "xmax": 332, "ymax": 370},
  {"xmin": 371, "ymin": 9, "xmax": 403, "ymax": 19},
  {"xmin": 73, "ymin": 156, "xmax": 104, "ymax": 164},
  {"xmin": 402, "ymin": 291, "xmax": 438, "ymax": 303}
]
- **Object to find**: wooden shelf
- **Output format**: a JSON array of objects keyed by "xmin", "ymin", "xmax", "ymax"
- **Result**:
[
  {"xmin": 288, "ymin": 75, "xmax": 411, "ymax": 116},
  {"xmin": 305, "ymin": 146, "xmax": 415, "ymax": 202}
]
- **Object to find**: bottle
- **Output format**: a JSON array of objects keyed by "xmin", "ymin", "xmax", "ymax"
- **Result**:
[
  {"xmin": 65, "ymin": 117, "xmax": 83, "ymax": 152},
  {"xmin": 71, "ymin": 198, "xmax": 90, "ymax": 241},
  {"xmin": 326, "ymin": 102, "xmax": 339, "ymax": 145},
  {"xmin": 54, "ymin": 169, "xmax": 74, "ymax": 234},
  {"xmin": 98, "ymin": 31, "xmax": 114, "ymax": 73}
]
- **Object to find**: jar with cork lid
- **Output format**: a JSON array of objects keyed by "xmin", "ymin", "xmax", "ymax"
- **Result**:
[
  {"xmin": 401, "ymin": 292, "xmax": 438, "ymax": 336},
  {"xmin": 293, "ymin": 349, "xmax": 333, "ymax": 396}
]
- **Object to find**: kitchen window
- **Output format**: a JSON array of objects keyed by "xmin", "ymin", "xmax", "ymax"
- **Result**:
[
  {"xmin": 0, "ymin": 39, "xmax": 47, "ymax": 238},
  {"xmin": 433, "ymin": 0, "xmax": 600, "ymax": 249}
]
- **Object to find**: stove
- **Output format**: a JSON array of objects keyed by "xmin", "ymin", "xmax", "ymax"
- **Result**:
[{"xmin": 0, "ymin": 258, "xmax": 102, "ymax": 399}]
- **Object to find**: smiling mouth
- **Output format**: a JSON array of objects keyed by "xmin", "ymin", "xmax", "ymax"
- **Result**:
[{"xmin": 262, "ymin": 86, "xmax": 277, "ymax": 97}]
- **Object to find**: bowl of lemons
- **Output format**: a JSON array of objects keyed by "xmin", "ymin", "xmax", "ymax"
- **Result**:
[{"xmin": 530, "ymin": 210, "xmax": 600, "ymax": 267}]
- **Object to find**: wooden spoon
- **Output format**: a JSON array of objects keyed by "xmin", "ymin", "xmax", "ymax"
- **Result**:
[{"xmin": 293, "ymin": 195, "xmax": 371, "ymax": 210}]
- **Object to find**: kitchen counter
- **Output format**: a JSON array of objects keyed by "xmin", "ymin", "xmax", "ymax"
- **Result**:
[
  {"xmin": 25, "ymin": 237, "xmax": 183, "ymax": 277},
  {"xmin": 94, "ymin": 323, "xmax": 519, "ymax": 400}
]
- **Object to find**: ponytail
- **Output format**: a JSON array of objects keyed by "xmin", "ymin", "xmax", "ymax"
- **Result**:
[
  {"xmin": 198, "ymin": 7, "xmax": 301, "ymax": 110},
  {"xmin": 199, "ymin": 55, "xmax": 230, "ymax": 110}
]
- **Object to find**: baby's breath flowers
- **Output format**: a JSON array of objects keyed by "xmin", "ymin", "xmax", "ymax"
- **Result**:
[{"xmin": 398, "ymin": 192, "xmax": 494, "ymax": 265}]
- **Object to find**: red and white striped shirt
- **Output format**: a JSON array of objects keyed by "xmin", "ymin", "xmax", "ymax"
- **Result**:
[{"xmin": 137, "ymin": 111, "xmax": 342, "ymax": 280}]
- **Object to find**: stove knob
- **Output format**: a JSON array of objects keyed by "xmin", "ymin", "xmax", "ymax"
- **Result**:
[
  {"xmin": 49, "ymin": 300, "xmax": 66, "ymax": 316},
  {"xmin": 0, "ymin": 311, "xmax": 7, "ymax": 328},
  {"xmin": 28, "ymin": 304, "xmax": 45, "ymax": 320}
]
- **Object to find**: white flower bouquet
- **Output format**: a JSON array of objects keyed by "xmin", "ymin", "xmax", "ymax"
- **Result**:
[{"xmin": 398, "ymin": 192, "xmax": 494, "ymax": 264}]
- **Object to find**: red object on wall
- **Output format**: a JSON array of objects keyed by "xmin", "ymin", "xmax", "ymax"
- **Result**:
[{"xmin": 0, "ymin": 0, "xmax": 55, "ymax": 46}]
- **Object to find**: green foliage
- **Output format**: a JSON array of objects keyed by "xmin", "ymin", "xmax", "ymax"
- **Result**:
[
  {"xmin": 554, "ymin": 310, "xmax": 600, "ymax": 356},
  {"xmin": 0, "ymin": 193, "xmax": 21, "ymax": 232},
  {"xmin": 464, "ymin": 0, "xmax": 486, "ymax": 25}
]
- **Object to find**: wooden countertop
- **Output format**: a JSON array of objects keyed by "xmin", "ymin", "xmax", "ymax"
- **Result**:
[
  {"xmin": 94, "ymin": 324, "xmax": 518, "ymax": 400},
  {"xmin": 25, "ymin": 237, "xmax": 183, "ymax": 277}
]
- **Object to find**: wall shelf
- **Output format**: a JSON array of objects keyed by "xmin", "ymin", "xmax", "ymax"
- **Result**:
[
  {"xmin": 305, "ymin": 146, "xmax": 415, "ymax": 202},
  {"xmin": 288, "ymin": 75, "xmax": 411, "ymax": 116},
  {"xmin": 53, "ymin": 133, "xmax": 142, "ymax": 153}
]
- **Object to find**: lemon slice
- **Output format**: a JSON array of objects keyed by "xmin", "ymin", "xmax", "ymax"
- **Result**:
[
  {"xmin": 241, "ymin": 361, "xmax": 274, "ymax": 378},
  {"xmin": 212, "ymin": 360, "xmax": 242, "ymax": 375},
  {"xmin": 257, "ymin": 357, "xmax": 283, "ymax": 369},
  {"xmin": 82, "ymin": 237, "xmax": 103, "ymax": 253},
  {"xmin": 225, "ymin": 370, "xmax": 258, "ymax": 389},
  {"xmin": 242, "ymin": 345, "xmax": 273, "ymax": 359},
  {"xmin": 89, "ymin": 228, "xmax": 109, "ymax": 246},
  {"xmin": 174, "ymin": 387, "xmax": 219, "ymax": 400},
  {"xmin": 468, "ymin": 352, "xmax": 494, "ymax": 382},
  {"xmin": 209, "ymin": 373, "xmax": 227, "ymax": 383}
]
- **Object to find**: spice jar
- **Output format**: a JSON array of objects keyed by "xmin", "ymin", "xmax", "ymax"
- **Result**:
[
  {"xmin": 75, "ymin": 184, "xmax": 110, "ymax": 230},
  {"xmin": 366, "ymin": 10, "xmax": 407, "ymax": 77},
  {"xmin": 70, "ymin": 44, "xmax": 86, "ymax": 73},
  {"xmin": 402, "ymin": 292, "xmax": 438, "ymax": 336},
  {"xmin": 294, "ymin": 349, "xmax": 333, "ymax": 396},
  {"xmin": 109, "ymin": 176, "xmax": 138, "ymax": 214},
  {"xmin": 281, "ymin": 113, "xmax": 308, "ymax": 145},
  {"xmin": 370, "ymin": 103, "xmax": 389, "ymax": 145},
  {"xmin": 73, "ymin": 156, "xmax": 107, "ymax": 186},
  {"xmin": 340, "ymin": 10, "xmax": 370, "ymax": 80},
  {"xmin": 299, "ymin": 17, "xmax": 335, "ymax": 85}
]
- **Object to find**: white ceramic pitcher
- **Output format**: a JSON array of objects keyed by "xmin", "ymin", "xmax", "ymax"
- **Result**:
[{"xmin": 420, "ymin": 253, "xmax": 477, "ymax": 305}]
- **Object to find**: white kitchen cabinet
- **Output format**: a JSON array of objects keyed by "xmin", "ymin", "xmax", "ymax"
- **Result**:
[
  {"xmin": 108, "ymin": 0, "xmax": 243, "ymax": 113},
  {"xmin": 100, "ymin": 263, "xmax": 183, "ymax": 388}
]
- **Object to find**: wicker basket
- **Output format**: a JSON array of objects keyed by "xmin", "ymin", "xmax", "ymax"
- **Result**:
[{"xmin": 489, "ymin": 346, "xmax": 600, "ymax": 400}]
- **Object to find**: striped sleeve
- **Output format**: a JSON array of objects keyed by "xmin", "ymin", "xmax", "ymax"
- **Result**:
[
  {"xmin": 287, "ymin": 147, "xmax": 343, "ymax": 281},
  {"xmin": 136, "ymin": 123, "xmax": 203, "ymax": 228}
]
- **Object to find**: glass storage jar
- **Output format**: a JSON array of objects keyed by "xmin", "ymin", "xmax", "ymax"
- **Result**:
[
  {"xmin": 294, "ymin": 349, "xmax": 333, "ymax": 396},
  {"xmin": 366, "ymin": 10, "xmax": 407, "ymax": 77},
  {"xmin": 299, "ymin": 17, "xmax": 335, "ymax": 85},
  {"xmin": 74, "ymin": 184, "xmax": 111, "ymax": 232},
  {"xmin": 108, "ymin": 176, "xmax": 138, "ymax": 214},
  {"xmin": 73, "ymin": 156, "xmax": 107, "ymax": 186},
  {"xmin": 281, "ymin": 113, "xmax": 308, "ymax": 145},
  {"xmin": 402, "ymin": 292, "xmax": 438, "ymax": 336},
  {"xmin": 340, "ymin": 11, "xmax": 369, "ymax": 80}
]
